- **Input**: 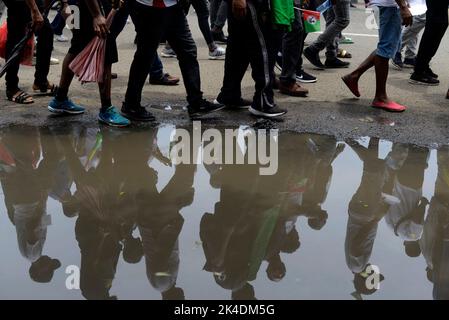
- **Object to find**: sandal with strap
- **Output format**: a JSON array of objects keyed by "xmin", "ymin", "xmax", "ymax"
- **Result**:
[
  {"xmin": 7, "ymin": 89, "xmax": 34, "ymax": 104},
  {"xmin": 33, "ymin": 82, "xmax": 59, "ymax": 96},
  {"xmin": 338, "ymin": 49, "xmax": 352, "ymax": 59}
]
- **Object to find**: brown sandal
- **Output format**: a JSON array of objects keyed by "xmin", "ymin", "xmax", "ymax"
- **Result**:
[
  {"xmin": 338, "ymin": 49, "xmax": 352, "ymax": 59},
  {"xmin": 7, "ymin": 89, "xmax": 34, "ymax": 104},
  {"xmin": 33, "ymin": 82, "xmax": 58, "ymax": 96}
]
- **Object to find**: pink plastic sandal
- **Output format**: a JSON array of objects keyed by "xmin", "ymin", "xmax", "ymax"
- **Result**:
[{"xmin": 371, "ymin": 100, "xmax": 406, "ymax": 112}]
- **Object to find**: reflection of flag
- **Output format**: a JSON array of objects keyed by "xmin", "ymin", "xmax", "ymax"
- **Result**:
[{"xmin": 302, "ymin": 9, "xmax": 321, "ymax": 33}]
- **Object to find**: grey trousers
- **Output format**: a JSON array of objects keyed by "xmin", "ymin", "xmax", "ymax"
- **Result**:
[
  {"xmin": 309, "ymin": 0, "xmax": 351, "ymax": 59},
  {"xmin": 210, "ymin": 0, "xmax": 227, "ymax": 29},
  {"xmin": 400, "ymin": 13, "xmax": 426, "ymax": 59}
]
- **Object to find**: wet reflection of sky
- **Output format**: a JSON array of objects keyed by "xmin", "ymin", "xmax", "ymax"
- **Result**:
[{"xmin": 0, "ymin": 125, "xmax": 442, "ymax": 300}]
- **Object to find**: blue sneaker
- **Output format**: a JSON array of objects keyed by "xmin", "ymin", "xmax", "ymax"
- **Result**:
[
  {"xmin": 48, "ymin": 97, "xmax": 85, "ymax": 115},
  {"xmin": 98, "ymin": 106, "xmax": 131, "ymax": 127}
]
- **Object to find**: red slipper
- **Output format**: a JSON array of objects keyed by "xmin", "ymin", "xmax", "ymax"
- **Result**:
[
  {"xmin": 371, "ymin": 100, "xmax": 406, "ymax": 112},
  {"xmin": 341, "ymin": 75, "xmax": 360, "ymax": 97}
]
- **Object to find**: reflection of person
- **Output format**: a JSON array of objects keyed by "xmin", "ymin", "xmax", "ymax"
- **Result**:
[
  {"xmin": 420, "ymin": 147, "xmax": 449, "ymax": 300},
  {"xmin": 280, "ymin": 134, "xmax": 344, "ymax": 231},
  {"xmin": 384, "ymin": 145, "xmax": 429, "ymax": 258},
  {"xmin": 58, "ymin": 127, "xmax": 155, "ymax": 299},
  {"xmin": 138, "ymin": 161, "xmax": 196, "ymax": 300},
  {"xmin": 201, "ymin": 130, "xmax": 301, "ymax": 299},
  {"xmin": 0, "ymin": 126, "xmax": 61, "ymax": 283},
  {"xmin": 344, "ymin": 139, "xmax": 407, "ymax": 298}
]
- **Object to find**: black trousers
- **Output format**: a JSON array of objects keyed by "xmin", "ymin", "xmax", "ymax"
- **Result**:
[
  {"xmin": 414, "ymin": 0, "xmax": 449, "ymax": 74},
  {"xmin": 125, "ymin": 2, "xmax": 202, "ymax": 107},
  {"xmin": 217, "ymin": 0, "xmax": 276, "ymax": 108},
  {"xmin": 3, "ymin": 0, "xmax": 53, "ymax": 92},
  {"xmin": 280, "ymin": 9, "xmax": 305, "ymax": 85}
]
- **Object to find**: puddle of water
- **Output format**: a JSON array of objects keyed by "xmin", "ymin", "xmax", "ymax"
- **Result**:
[{"xmin": 0, "ymin": 124, "xmax": 448, "ymax": 300}]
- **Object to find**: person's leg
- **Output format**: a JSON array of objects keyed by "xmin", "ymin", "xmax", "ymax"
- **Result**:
[
  {"xmin": 211, "ymin": 0, "xmax": 228, "ymax": 42},
  {"xmin": 124, "ymin": 3, "xmax": 165, "ymax": 109},
  {"xmin": 165, "ymin": 5, "xmax": 203, "ymax": 106},
  {"xmin": 210, "ymin": 0, "xmax": 219, "ymax": 28},
  {"xmin": 191, "ymin": 0, "xmax": 214, "ymax": 46},
  {"xmin": 34, "ymin": 17, "xmax": 55, "ymax": 90},
  {"xmin": 307, "ymin": 0, "xmax": 350, "ymax": 55},
  {"xmin": 109, "ymin": 2, "xmax": 130, "ymax": 40},
  {"xmin": 4, "ymin": 0, "xmax": 31, "ymax": 100},
  {"xmin": 51, "ymin": 12, "xmax": 66, "ymax": 36},
  {"xmin": 279, "ymin": 9, "xmax": 308, "ymax": 96},
  {"xmin": 246, "ymin": 0, "xmax": 285, "ymax": 116},
  {"xmin": 324, "ymin": 0, "xmax": 351, "ymax": 66},
  {"xmin": 372, "ymin": 7, "xmax": 403, "ymax": 108},
  {"xmin": 403, "ymin": 13, "xmax": 426, "ymax": 60},
  {"xmin": 149, "ymin": 55, "xmax": 164, "ymax": 81},
  {"xmin": 217, "ymin": 2, "xmax": 250, "ymax": 103},
  {"xmin": 214, "ymin": 0, "xmax": 228, "ymax": 30},
  {"xmin": 49, "ymin": 1, "xmax": 97, "ymax": 113},
  {"xmin": 414, "ymin": 0, "xmax": 448, "ymax": 75}
]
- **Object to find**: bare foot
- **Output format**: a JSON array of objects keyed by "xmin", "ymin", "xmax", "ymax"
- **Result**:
[{"xmin": 341, "ymin": 74, "xmax": 361, "ymax": 97}]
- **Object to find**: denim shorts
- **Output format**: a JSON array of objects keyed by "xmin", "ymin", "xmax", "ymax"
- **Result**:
[{"xmin": 376, "ymin": 6, "xmax": 402, "ymax": 59}]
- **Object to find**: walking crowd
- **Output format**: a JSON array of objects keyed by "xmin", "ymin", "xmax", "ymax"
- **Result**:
[{"xmin": 0, "ymin": 0, "xmax": 447, "ymax": 127}]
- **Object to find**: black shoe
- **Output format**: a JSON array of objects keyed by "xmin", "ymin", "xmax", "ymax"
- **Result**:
[
  {"xmin": 325, "ymin": 58, "xmax": 350, "ymax": 68},
  {"xmin": 212, "ymin": 31, "xmax": 227, "ymax": 44},
  {"xmin": 304, "ymin": 47, "xmax": 325, "ymax": 70},
  {"xmin": 121, "ymin": 103, "xmax": 155, "ymax": 121},
  {"xmin": 188, "ymin": 99, "xmax": 225, "ymax": 118},
  {"xmin": 409, "ymin": 72, "xmax": 440, "ymax": 86},
  {"xmin": 403, "ymin": 57, "xmax": 415, "ymax": 68},
  {"xmin": 249, "ymin": 104, "xmax": 287, "ymax": 118},
  {"xmin": 426, "ymin": 67, "xmax": 438, "ymax": 79},
  {"xmin": 296, "ymin": 69, "xmax": 317, "ymax": 83},
  {"xmin": 214, "ymin": 97, "xmax": 252, "ymax": 109}
]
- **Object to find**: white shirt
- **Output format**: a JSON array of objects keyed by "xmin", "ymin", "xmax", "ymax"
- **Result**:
[
  {"xmin": 369, "ymin": 0, "xmax": 398, "ymax": 8},
  {"xmin": 409, "ymin": 0, "xmax": 427, "ymax": 15},
  {"xmin": 136, "ymin": 0, "xmax": 178, "ymax": 8}
]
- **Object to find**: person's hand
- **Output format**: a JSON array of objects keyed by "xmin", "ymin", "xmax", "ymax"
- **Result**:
[
  {"xmin": 93, "ymin": 14, "xmax": 109, "ymax": 38},
  {"xmin": 232, "ymin": 0, "xmax": 247, "ymax": 20},
  {"xmin": 31, "ymin": 10, "xmax": 44, "ymax": 31},
  {"xmin": 400, "ymin": 6, "xmax": 413, "ymax": 26}
]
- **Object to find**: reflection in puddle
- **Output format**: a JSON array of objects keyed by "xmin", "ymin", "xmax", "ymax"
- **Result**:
[{"xmin": 0, "ymin": 125, "xmax": 448, "ymax": 300}]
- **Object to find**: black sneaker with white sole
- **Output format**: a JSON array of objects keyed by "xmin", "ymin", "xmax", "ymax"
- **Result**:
[
  {"xmin": 249, "ymin": 104, "xmax": 287, "ymax": 118},
  {"xmin": 426, "ymin": 68, "xmax": 438, "ymax": 79},
  {"xmin": 214, "ymin": 97, "xmax": 252, "ymax": 109},
  {"xmin": 409, "ymin": 72, "xmax": 440, "ymax": 86},
  {"xmin": 121, "ymin": 103, "xmax": 155, "ymax": 121},
  {"xmin": 304, "ymin": 47, "xmax": 325, "ymax": 70},
  {"xmin": 188, "ymin": 99, "xmax": 225, "ymax": 118},
  {"xmin": 296, "ymin": 69, "xmax": 317, "ymax": 83}
]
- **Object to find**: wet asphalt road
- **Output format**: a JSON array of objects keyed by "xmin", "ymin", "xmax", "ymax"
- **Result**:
[{"xmin": 0, "ymin": 5, "xmax": 448, "ymax": 147}]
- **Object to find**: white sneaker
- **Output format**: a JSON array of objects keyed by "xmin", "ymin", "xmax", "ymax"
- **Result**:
[
  {"xmin": 161, "ymin": 48, "xmax": 177, "ymax": 58},
  {"xmin": 50, "ymin": 57, "xmax": 60, "ymax": 65},
  {"xmin": 55, "ymin": 34, "xmax": 69, "ymax": 42},
  {"xmin": 208, "ymin": 46, "xmax": 226, "ymax": 60}
]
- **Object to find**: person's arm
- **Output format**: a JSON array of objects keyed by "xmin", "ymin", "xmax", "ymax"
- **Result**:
[
  {"xmin": 232, "ymin": 0, "xmax": 247, "ymax": 20},
  {"xmin": 395, "ymin": 0, "xmax": 413, "ymax": 26},
  {"xmin": 85, "ymin": 0, "xmax": 109, "ymax": 38},
  {"xmin": 25, "ymin": 0, "xmax": 44, "ymax": 30}
]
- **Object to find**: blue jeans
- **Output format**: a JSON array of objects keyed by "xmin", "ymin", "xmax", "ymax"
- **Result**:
[
  {"xmin": 50, "ymin": 0, "xmax": 77, "ymax": 36},
  {"xmin": 377, "ymin": 6, "xmax": 402, "ymax": 59}
]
